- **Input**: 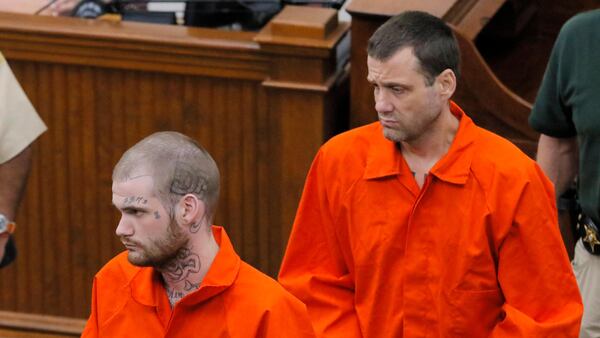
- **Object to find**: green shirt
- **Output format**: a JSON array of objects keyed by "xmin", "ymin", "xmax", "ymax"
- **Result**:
[{"xmin": 529, "ymin": 9, "xmax": 600, "ymax": 222}]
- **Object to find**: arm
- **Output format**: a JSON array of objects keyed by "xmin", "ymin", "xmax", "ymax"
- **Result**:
[
  {"xmin": 536, "ymin": 134, "xmax": 578, "ymax": 197},
  {"xmin": 529, "ymin": 21, "xmax": 578, "ymax": 196},
  {"xmin": 0, "ymin": 146, "xmax": 32, "ymax": 264},
  {"xmin": 491, "ymin": 164, "xmax": 582, "ymax": 337},
  {"xmin": 278, "ymin": 151, "xmax": 363, "ymax": 338},
  {"xmin": 536, "ymin": 134, "xmax": 578, "ymax": 257}
]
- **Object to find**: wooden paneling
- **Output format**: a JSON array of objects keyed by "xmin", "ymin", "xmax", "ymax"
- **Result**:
[
  {"xmin": 476, "ymin": 0, "xmax": 600, "ymax": 102},
  {"xmin": 0, "ymin": 6, "xmax": 349, "ymax": 324},
  {"xmin": 6, "ymin": 64, "xmax": 270, "ymax": 317},
  {"xmin": 452, "ymin": 27, "xmax": 536, "ymax": 155}
]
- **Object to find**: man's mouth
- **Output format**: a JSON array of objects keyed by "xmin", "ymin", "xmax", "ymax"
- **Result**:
[
  {"xmin": 122, "ymin": 241, "xmax": 138, "ymax": 251},
  {"xmin": 379, "ymin": 118, "xmax": 399, "ymax": 128}
]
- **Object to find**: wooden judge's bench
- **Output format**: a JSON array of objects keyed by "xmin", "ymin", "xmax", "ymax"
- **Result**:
[{"xmin": 0, "ymin": 0, "xmax": 596, "ymax": 336}]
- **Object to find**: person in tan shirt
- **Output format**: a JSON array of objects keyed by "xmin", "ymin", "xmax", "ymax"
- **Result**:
[{"xmin": 0, "ymin": 52, "xmax": 46, "ymax": 267}]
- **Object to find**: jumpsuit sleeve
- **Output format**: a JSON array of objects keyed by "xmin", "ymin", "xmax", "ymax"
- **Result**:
[
  {"xmin": 278, "ymin": 150, "xmax": 363, "ymax": 338},
  {"xmin": 257, "ymin": 292, "xmax": 317, "ymax": 338},
  {"xmin": 491, "ymin": 164, "xmax": 583, "ymax": 337},
  {"xmin": 81, "ymin": 277, "xmax": 100, "ymax": 338}
]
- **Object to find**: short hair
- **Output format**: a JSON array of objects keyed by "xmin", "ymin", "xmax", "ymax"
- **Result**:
[
  {"xmin": 367, "ymin": 11, "xmax": 460, "ymax": 85},
  {"xmin": 113, "ymin": 131, "xmax": 220, "ymax": 221}
]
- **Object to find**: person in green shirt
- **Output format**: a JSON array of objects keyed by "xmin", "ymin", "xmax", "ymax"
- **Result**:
[{"xmin": 529, "ymin": 9, "xmax": 600, "ymax": 338}]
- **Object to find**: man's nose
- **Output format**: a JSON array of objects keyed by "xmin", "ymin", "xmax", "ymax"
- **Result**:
[
  {"xmin": 374, "ymin": 90, "xmax": 393, "ymax": 115},
  {"xmin": 115, "ymin": 217, "xmax": 133, "ymax": 237}
]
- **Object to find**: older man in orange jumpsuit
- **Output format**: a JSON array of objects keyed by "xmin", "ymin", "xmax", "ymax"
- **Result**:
[
  {"xmin": 278, "ymin": 11, "xmax": 582, "ymax": 337},
  {"xmin": 82, "ymin": 132, "xmax": 315, "ymax": 338}
]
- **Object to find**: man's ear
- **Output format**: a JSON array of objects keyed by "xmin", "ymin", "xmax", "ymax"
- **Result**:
[
  {"xmin": 177, "ymin": 194, "xmax": 206, "ymax": 225},
  {"xmin": 436, "ymin": 69, "xmax": 456, "ymax": 100}
]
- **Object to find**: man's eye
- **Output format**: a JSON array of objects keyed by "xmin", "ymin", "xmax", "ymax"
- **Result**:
[
  {"xmin": 125, "ymin": 209, "xmax": 143, "ymax": 216},
  {"xmin": 391, "ymin": 87, "xmax": 404, "ymax": 94},
  {"xmin": 372, "ymin": 85, "xmax": 381, "ymax": 97}
]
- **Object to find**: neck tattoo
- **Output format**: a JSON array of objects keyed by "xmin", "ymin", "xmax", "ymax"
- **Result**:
[
  {"xmin": 165, "ymin": 278, "xmax": 201, "ymax": 308},
  {"xmin": 167, "ymin": 288, "xmax": 185, "ymax": 307},
  {"xmin": 161, "ymin": 247, "xmax": 202, "ymax": 308}
]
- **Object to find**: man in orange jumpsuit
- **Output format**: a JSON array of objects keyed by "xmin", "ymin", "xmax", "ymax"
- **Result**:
[
  {"xmin": 278, "ymin": 11, "xmax": 582, "ymax": 337},
  {"xmin": 82, "ymin": 132, "xmax": 315, "ymax": 337}
]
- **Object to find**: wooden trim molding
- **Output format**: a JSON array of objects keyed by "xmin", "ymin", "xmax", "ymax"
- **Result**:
[
  {"xmin": 0, "ymin": 311, "xmax": 85, "ymax": 336},
  {"xmin": 0, "ymin": 12, "xmax": 266, "ymax": 79}
]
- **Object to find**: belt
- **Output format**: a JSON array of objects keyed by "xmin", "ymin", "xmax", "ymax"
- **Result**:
[{"xmin": 577, "ymin": 214, "xmax": 600, "ymax": 255}]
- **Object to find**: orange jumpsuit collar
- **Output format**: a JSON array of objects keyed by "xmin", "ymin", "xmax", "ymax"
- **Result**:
[
  {"xmin": 364, "ymin": 100, "xmax": 475, "ymax": 185},
  {"xmin": 127, "ymin": 226, "xmax": 241, "ymax": 309}
]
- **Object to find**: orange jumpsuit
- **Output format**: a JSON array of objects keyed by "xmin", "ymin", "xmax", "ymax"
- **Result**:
[
  {"xmin": 83, "ymin": 226, "xmax": 315, "ymax": 338},
  {"xmin": 279, "ymin": 102, "xmax": 582, "ymax": 337}
]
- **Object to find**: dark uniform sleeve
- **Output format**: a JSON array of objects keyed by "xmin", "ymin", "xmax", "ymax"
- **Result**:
[{"xmin": 529, "ymin": 21, "xmax": 577, "ymax": 138}]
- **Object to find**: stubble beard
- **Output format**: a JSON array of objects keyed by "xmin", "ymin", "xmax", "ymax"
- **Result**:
[
  {"xmin": 381, "ymin": 107, "xmax": 442, "ymax": 144},
  {"xmin": 382, "ymin": 126, "xmax": 410, "ymax": 143},
  {"xmin": 126, "ymin": 218, "xmax": 188, "ymax": 268}
]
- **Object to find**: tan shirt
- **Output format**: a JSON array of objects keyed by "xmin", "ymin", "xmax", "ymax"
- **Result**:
[{"xmin": 0, "ymin": 52, "xmax": 47, "ymax": 164}]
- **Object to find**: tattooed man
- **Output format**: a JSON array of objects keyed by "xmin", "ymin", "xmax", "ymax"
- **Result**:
[{"xmin": 82, "ymin": 132, "xmax": 315, "ymax": 338}]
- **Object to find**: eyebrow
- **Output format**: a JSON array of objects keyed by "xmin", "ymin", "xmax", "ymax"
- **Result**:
[
  {"xmin": 367, "ymin": 79, "xmax": 411, "ymax": 89},
  {"xmin": 112, "ymin": 203, "xmax": 149, "ymax": 213}
]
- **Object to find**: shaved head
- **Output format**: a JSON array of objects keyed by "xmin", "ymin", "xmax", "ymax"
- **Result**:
[{"xmin": 113, "ymin": 131, "xmax": 220, "ymax": 221}]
